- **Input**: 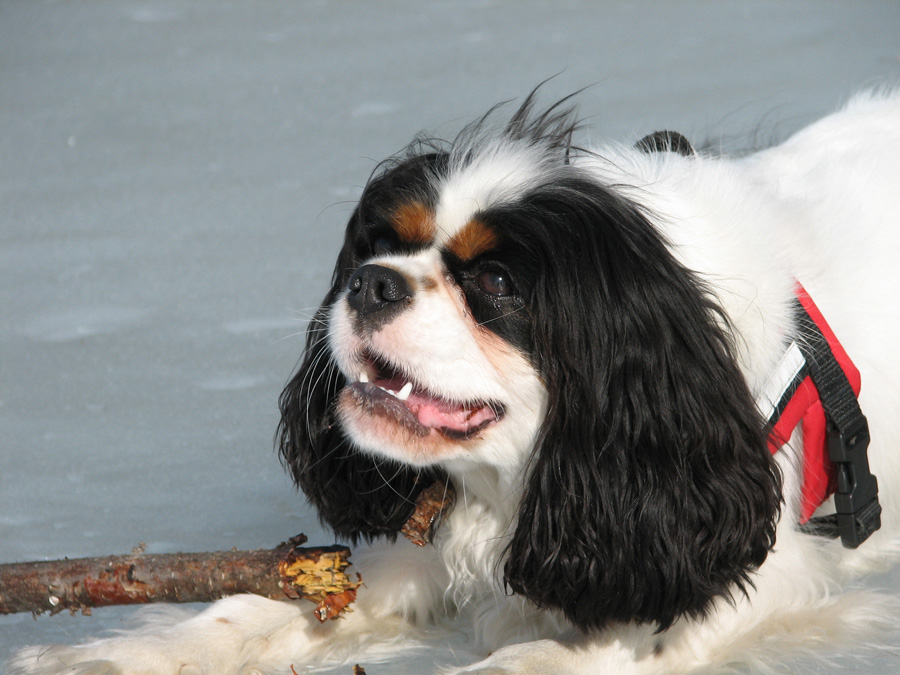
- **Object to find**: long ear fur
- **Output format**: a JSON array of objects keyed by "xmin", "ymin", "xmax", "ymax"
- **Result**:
[
  {"xmin": 501, "ymin": 177, "xmax": 782, "ymax": 632},
  {"xmin": 276, "ymin": 225, "xmax": 442, "ymax": 543}
]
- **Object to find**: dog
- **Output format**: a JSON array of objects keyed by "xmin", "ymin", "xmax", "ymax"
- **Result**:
[{"xmin": 13, "ymin": 87, "xmax": 900, "ymax": 674}]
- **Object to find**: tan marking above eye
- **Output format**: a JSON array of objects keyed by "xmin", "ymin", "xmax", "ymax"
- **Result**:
[
  {"xmin": 391, "ymin": 201, "xmax": 436, "ymax": 245},
  {"xmin": 419, "ymin": 276, "xmax": 439, "ymax": 292},
  {"xmin": 445, "ymin": 219, "xmax": 499, "ymax": 261}
]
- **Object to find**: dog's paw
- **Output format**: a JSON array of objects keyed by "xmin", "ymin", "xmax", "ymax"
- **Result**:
[
  {"xmin": 9, "ymin": 644, "xmax": 152, "ymax": 675},
  {"xmin": 442, "ymin": 639, "xmax": 578, "ymax": 675},
  {"xmin": 9, "ymin": 641, "xmax": 274, "ymax": 675},
  {"xmin": 7, "ymin": 642, "xmax": 221, "ymax": 675},
  {"xmin": 7, "ymin": 595, "xmax": 314, "ymax": 675},
  {"xmin": 8, "ymin": 646, "xmax": 98, "ymax": 675}
]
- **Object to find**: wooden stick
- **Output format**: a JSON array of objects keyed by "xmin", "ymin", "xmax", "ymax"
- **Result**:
[
  {"xmin": 0, "ymin": 535, "xmax": 360, "ymax": 621},
  {"xmin": 0, "ymin": 480, "xmax": 456, "ymax": 619}
]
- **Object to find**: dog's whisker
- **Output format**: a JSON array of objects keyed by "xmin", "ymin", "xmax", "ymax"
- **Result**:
[
  {"xmin": 301, "ymin": 435, "xmax": 350, "ymax": 474},
  {"xmin": 366, "ymin": 460, "xmax": 417, "ymax": 504},
  {"xmin": 475, "ymin": 306, "xmax": 525, "ymax": 327}
]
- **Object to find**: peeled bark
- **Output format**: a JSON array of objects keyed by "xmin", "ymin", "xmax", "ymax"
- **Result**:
[{"xmin": 401, "ymin": 480, "xmax": 456, "ymax": 546}]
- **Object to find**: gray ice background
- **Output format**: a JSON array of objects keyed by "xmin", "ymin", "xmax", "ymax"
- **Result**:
[{"xmin": 2, "ymin": 1, "xmax": 900, "ymax": 672}]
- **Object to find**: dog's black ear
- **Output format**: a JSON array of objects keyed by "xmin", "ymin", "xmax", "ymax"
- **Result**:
[
  {"xmin": 636, "ymin": 129, "xmax": 695, "ymax": 157},
  {"xmin": 502, "ymin": 179, "xmax": 781, "ymax": 632},
  {"xmin": 276, "ymin": 235, "xmax": 440, "ymax": 544}
]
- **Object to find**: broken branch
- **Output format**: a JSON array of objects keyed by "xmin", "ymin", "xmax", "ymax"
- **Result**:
[
  {"xmin": 0, "ymin": 534, "xmax": 360, "ymax": 621},
  {"xmin": 0, "ymin": 479, "xmax": 456, "ymax": 620}
]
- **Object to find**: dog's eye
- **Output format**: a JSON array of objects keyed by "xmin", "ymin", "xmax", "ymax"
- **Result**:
[
  {"xmin": 476, "ymin": 269, "xmax": 514, "ymax": 297},
  {"xmin": 373, "ymin": 235, "xmax": 395, "ymax": 256}
]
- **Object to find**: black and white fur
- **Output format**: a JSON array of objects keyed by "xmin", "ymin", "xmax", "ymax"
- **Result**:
[{"xmin": 13, "ymin": 88, "xmax": 900, "ymax": 674}]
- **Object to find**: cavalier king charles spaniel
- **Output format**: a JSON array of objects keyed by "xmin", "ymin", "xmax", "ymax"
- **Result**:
[{"xmin": 14, "ymin": 88, "xmax": 900, "ymax": 674}]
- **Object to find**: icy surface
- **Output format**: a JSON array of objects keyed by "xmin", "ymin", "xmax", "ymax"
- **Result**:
[{"xmin": 2, "ymin": 1, "xmax": 899, "ymax": 672}]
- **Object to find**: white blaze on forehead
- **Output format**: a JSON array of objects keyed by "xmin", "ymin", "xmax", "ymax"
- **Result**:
[
  {"xmin": 433, "ymin": 141, "xmax": 549, "ymax": 246},
  {"xmin": 374, "ymin": 248, "xmax": 442, "ymax": 279}
]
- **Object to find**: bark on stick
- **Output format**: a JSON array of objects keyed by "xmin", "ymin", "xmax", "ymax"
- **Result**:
[
  {"xmin": 0, "ymin": 535, "xmax": 360, "ymax": 621},
  {"xmin": 0, "ymin": 480, "xmax": 456, "ymax": 620}
]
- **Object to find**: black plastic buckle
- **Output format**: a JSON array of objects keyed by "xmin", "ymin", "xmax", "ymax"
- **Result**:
[{"xmin": 827, "ymin": 416, "xmax": 881, "ymax": 548}]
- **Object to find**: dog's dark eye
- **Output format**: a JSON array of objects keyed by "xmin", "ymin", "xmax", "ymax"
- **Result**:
[
  {"xmin": 373, "ymin": 235, "xmax": 395, "ymax": 256},
  {"xmin": 476, "ymin": 269, "xmax": 514, "ymax": 297}
]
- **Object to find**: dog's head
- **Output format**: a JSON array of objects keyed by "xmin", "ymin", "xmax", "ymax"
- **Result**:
[{"xmin": 278, "ymin": 94, "xmax": 781, "ymax": 632}]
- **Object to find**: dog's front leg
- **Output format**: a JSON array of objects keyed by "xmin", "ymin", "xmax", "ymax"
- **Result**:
[{"xmin": 9, "ymin": 541, "xmax": 448, "ymax": 675}]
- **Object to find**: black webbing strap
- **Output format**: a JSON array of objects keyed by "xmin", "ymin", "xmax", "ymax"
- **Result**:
[{"xmin": 793, "ymin": 299, "xmax": 881, "ymax": 548}]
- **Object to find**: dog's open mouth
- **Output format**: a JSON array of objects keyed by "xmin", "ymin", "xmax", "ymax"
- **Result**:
[{"xmin": 344, "ymin": 352, "xmax": 504, "ymax": 439}]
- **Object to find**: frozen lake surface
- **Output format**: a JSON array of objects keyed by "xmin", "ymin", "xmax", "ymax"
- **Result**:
[{"xmin": 2, "ymin": 1, "xmax": 900, "ymax": 672}]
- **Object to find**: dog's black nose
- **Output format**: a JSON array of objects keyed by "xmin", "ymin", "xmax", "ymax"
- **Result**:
[{"xmin": 346, "ymin": 264, "xmax": 412, "ymax": 320}]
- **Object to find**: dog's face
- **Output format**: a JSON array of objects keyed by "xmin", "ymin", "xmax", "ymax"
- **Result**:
[
  {"xmin": 326, "ymin": 154, "xmax": 549, "ymax": 470},
  {"xmin": 279, "ymin": 96, "xmax": 782, "ymax": 634}
]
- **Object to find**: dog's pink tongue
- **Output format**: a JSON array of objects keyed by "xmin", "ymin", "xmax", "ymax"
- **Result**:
[
  {"xmin": 374, "ymin": 376, "xmax": 495, "ymax": 432},
  {"xmin": 409, "ymin": 391, "xmax": 496, "ymax": 432}
]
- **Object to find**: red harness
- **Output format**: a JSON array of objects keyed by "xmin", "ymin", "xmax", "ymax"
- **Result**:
[{"xmin": 758, "ymin": 285, "xmax": 880, "ymax": 546}]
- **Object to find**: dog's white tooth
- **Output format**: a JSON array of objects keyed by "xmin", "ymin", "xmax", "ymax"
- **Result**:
[
  {"xmin": 396, "ymin": 382, "xmax": 413, "ymax": 401},
  {"xmin": 378, "ymin": 385, "xmax": 400, "ymax": 399},
  {"xmin": 358, "ymin": 371, "xmax": 369, "ymax": 383}
]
